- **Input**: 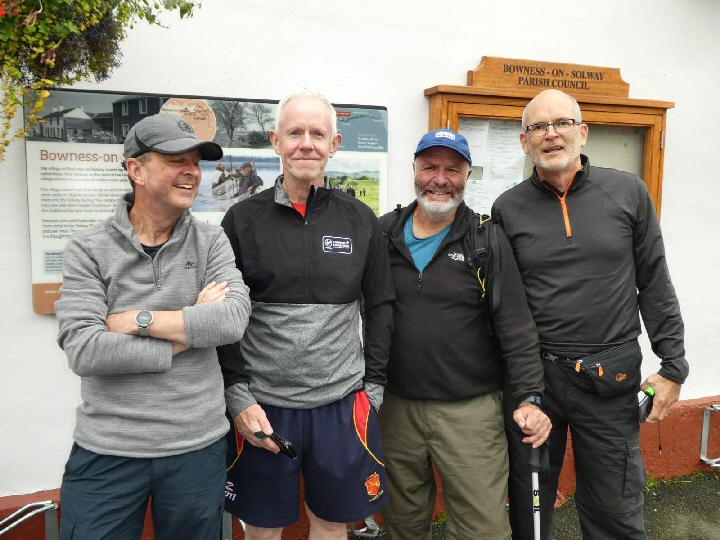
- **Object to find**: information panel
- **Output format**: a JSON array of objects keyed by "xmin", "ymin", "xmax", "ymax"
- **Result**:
[{"xmin": 25, "ymin": 90, "xmax": 388, "ymax": 313}]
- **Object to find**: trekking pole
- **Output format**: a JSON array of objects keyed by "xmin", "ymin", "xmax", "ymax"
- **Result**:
[{"xmin": 530, "ymin": 446, "xmax": 541, "ymax": 540}]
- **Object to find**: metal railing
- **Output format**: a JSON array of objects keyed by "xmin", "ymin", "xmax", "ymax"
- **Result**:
[
  {"xmin": 349, "ymin": 515, "xmax": 381, "ymax": 538},
  {"xmin": 0, "ymin": 500, "xmax": 59, "ymax": 539},
  {"xmin": 700, "ymin": 404, "xmax": 720, "ymax": 468}
]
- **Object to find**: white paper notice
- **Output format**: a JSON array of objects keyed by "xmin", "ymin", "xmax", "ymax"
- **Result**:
[
  {"xmin": 485, "ymin": 120, "xmax": 525, "ymax": 188},
  {"xmin": 464, "ymin": 178, "xmax": 504, "ymax": 215},
  {"xmin": 459, "ymin": 119, "xmax": 526, "ymax": 214},
  {"xmin": 459, "ymin": 118, "xmax": 490, "ymax": 167}
]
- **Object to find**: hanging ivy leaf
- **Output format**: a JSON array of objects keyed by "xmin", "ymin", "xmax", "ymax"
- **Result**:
[{"xmin": 0, "ymin": 0, "xmax": 201, "ymax": 163}]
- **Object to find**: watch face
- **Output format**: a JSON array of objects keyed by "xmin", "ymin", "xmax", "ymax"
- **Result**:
[{"xmin": 136, "ymin": 311, "xmax": 153, "ymax": 326}]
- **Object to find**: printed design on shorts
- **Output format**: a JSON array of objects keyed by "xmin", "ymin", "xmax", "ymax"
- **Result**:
[
  {"xmin": 225, "ymin": 480, "xmax": 237, "ymax": 501},
  {"xmin": 226, "ymin": 426, "xmax": 245, "ymax": 471},
  {"xmin": 353, "ymin": 391, "xmax": 385, "ymax": 467},
  {"xmin": 447, "ymin": 252, "xmax": 465, "ymax": 262},
  {"xmin": 365, "ymin": 471, "xmax": 384, "ymax": 502},
  {"xmin": 616, "ymin": 372, "xmax": 627, "ymax": 382},
  {"xmin": 322, "ymin": 236, "xmax": 353, "ymax": 255}
]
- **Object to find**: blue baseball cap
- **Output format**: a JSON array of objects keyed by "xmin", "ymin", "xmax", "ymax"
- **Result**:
[{"xmin": 414, "ymin": 129, "xmax": 472, "ymax": 164}]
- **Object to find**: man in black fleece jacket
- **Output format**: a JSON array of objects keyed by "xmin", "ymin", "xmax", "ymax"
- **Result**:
[
  {"xmin": 379, "ymin": 129, "xmax": 550, "ymax": 540},
  {"xmin": 493, "ymin": 89, "xmax": 688, "ymax": 540}
]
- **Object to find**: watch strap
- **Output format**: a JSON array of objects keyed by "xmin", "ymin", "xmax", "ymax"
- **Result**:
[{"xmin": 518, "ymin": 394, "xmax": 542, "ymax": 407}]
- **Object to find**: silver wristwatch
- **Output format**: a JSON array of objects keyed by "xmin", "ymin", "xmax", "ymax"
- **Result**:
[{"xmin": 135, "ymin": 310, "xmax": 154, "ymax": 337}]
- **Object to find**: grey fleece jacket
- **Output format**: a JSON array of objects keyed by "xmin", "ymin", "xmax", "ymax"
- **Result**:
[{"xmin": 56, "ymin": 193, "xmax": 251, "ymax": 458}]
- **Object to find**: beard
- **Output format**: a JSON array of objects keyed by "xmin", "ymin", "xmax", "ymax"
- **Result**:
[
  {"xmin": 414, "ymin": 180, "xmax": 464, "ymax": 223},
  {"xmin": 530, "ymin": 134, "xmax": 582, "ymax": 174}
]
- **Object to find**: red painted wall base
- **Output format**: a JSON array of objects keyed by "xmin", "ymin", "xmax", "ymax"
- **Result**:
[{"xmin": 3, "ymin": 395, "xmax": 719, "ymax": 540}]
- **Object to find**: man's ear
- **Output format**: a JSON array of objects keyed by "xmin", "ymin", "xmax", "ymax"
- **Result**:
[
  {"xmin": 328, "ymin": 134, "xmax": 342, "ymax": 157},
  {"xmin": 126, "ymin": 158, "xmax": 145, "ymax": 187},
  {"xmin": 579, "ymin": 123, "xmax": 589, "ymax": 147},
  {"xmin": 520, "ymin": 132, "xmax": 530, "ymax": 155},
  {"xmin": 269, "ymin": 131, "xmax": 281, "ymax": 155}
]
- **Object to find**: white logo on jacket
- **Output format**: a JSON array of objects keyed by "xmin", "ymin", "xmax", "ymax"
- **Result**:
[
  {"xmin": 322, "ymin": 236, "xmax": 353, "ymax": 254},
  {"xmin": 448, "ymin": 252, "xmax": 465, "ymax": 262}
]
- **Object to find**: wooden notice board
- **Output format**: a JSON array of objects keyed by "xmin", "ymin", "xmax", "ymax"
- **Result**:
[{"xmin": 425, "ymin": 57, "xmax": 674, "ymax": 217}]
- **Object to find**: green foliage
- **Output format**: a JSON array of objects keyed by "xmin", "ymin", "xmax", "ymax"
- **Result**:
[
  {"xmin": 646, "ymin": 475, "xmax": 659, "ymax": 491},
  {"xmin": 0, "ymin": 0, "xmax": 200, "ymax": 162},
  {"xmin": 436, "ymin": 511, "xmax": 448, "ymax": 523},
  {"xmin": 246, "ymin": 130, "xmax": 271, "ymax": 148}
]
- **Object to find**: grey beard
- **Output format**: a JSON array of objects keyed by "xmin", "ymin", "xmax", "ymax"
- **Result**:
[{"xmin": 416, "ymin": 192, "xmax": 463, "ymax": 223}]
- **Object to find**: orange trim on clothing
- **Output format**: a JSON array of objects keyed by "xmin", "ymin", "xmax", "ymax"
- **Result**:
[
  {"xmin": 353, "ymin": 391, "xmax": 385, "ymax": 467},
  {"xmin": 542, "ymin": 172, "xmax": 578, "ymax": 239},
  {"xmin": 226, "ymin": 427, "xmax": 245, "ymax": 471}
]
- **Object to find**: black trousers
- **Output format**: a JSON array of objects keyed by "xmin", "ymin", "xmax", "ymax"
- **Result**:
[{"xmin": 504, "ymin": 355, "xmax": 648, "ymax": 540}]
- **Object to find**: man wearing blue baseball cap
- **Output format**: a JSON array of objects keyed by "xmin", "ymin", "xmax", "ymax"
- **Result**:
[{"xmin": 378, "ymin": 129, "xmax": 550, "ymax": 540}]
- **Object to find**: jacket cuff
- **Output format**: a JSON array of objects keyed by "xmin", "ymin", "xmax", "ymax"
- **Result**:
[
  {"xmin": 364, "ymin": 381, "xmax": 384, "ymax": 410},
  {"xmin": 658, "ymin": 357, "xmax": 689, "ymax": 385},
  {"xmin": 224, "ymin": 382, "xmax": 257, "ymax": 417}
]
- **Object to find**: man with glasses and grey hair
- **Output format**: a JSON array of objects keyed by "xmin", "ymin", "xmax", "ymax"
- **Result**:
[{"xmin": 493, "ymin": 89, "xmax": 688, "ymax": 540}]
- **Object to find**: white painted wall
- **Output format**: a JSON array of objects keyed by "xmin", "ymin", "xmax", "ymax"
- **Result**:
[{"xmin": 2, "ymin": 0, "xmax": 719, "ymax": 497}]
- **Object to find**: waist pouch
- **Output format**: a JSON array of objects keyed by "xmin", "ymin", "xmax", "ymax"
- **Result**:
[{"xmin": 542, "ymin": 341, "xmax": 642, "ymax": 397}]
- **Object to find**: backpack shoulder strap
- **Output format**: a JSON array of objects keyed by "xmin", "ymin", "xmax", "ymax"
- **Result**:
[
  {"xmin": 468, "ymin": 213, "xmax": 500, "ymax": 315},
  {"xmin": 379, "ymin": 203, "xmax": 403, "ymax": 238}
]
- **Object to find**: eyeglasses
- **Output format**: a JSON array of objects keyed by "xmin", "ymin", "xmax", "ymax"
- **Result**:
[{"xmin": 525, "ymin": 119, "xmax": 581, "ymax": 138}]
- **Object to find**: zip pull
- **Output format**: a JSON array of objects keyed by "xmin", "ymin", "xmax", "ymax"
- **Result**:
[
  {"xmin": 156, "ymin": 280, "xmax": 161, "ymax": 290},
  {"xmin": 417, "ymin": 273, "xmax": 423, "ymax": 293},
  {"xmin": 575, "ymin": 359, "xmax": 583, "ymax": 372},
  {"xmin": 595, "ymin": 363, "xmax": 604, "ymax": 377}
]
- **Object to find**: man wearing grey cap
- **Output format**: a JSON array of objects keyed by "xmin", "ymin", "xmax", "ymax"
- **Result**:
[
  {"xmin": 55, "ymin": 113, "xmax": 251, "ymax": 540},
  {"xmin": 378, "ymin": 129, "xmax": 550, "ymax": 540}
]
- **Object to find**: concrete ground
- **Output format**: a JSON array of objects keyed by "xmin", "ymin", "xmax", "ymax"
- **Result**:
[
  {"xmin": 363, "ymin": 471, "xmax": 720, "ymax": 540},
  {"xmin": 551, "ymin": 471, "xmax": 720, "ymax": 540}
]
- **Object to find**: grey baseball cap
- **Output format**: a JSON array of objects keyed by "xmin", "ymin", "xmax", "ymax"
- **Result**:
[{"xmin": 123, "ymin": 114, "xmax": 222, "ymax": 163}]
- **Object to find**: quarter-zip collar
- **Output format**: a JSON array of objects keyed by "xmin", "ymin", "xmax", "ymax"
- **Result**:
[
  {"xmin": 111, "ymin": 191, "xmax": 191, "ymax": 252},
  {"xmin": 273, "ymin": 174, "xmax": 334, "ymax": 209},
  {"xmin": 529, "ymin": 155, "xmax": 590, "ymax": 242},
  {"xmin": 530, "ymin": 154, "xmax": 591, "ymax": 197}
]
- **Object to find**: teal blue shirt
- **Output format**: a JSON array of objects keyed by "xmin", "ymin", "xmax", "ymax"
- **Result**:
[{"xmin": 404, "ymin": 213, "xmax": 452, "ymax": 272}]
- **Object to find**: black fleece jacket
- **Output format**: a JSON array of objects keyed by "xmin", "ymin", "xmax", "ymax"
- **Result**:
[
  {"xmin": 383, "ymin": 201, "xmax": 543, "ymax": 402},
  {"xmin": 493, "ymin": 155, "xmax": 688, "ymax": 384}
]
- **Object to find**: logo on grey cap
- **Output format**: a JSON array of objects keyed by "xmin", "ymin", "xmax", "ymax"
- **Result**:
[{"xmin": 177, "ymin": 119, "xmax": 194, "ymax": 134}]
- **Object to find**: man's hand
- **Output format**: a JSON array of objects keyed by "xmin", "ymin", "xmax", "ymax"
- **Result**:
[
  {"xmin": 233, "ymin": 404, "xmax": 280, "ymax": 453},
  {"xmin": 514, "ymin": 404, "xmax": 551, "ymax": 448},
  {"xmin": 195, "ymin": 281, "xmax": 230, "ymax": 305},
  {"xmin": 642, "ymin": 373, "xmax": 682, "ymax": 422},
  {"xmin": 106, "ymin": 310, "xmax": 141, "ymax": 335},
  {"xmin": 171, "ymin": 342, "xmax": 188, "ymax": 356}
]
